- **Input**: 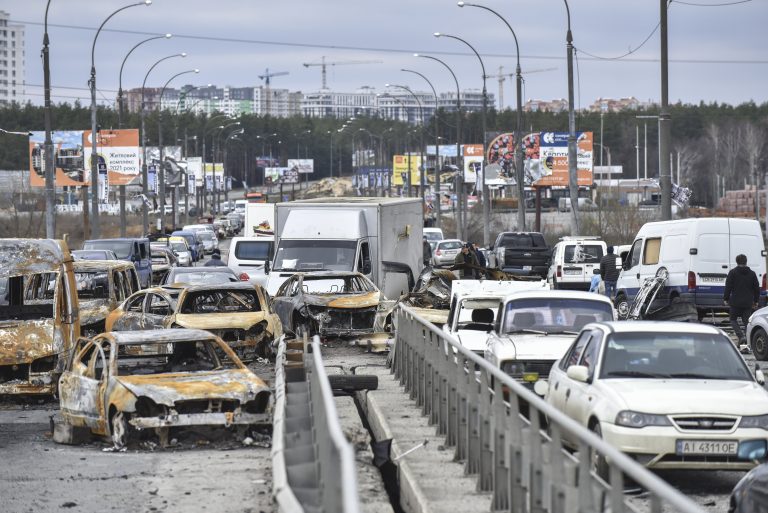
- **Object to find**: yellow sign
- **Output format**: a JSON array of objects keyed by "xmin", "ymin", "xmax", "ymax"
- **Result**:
[{"xmin": 392, "ymin": 154, "xmax": 422, "ymax": 186}]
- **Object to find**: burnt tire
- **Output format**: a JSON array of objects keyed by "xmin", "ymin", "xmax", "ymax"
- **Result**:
[
  {"xmin": 328, "ymin": 374, "xmax": 378, "ymax": 392},
  {"xmin": 752, "ymin": 327, "xmax": 768, "ymax": 361},
  {"xmin": 110, "ymin": 411, "xmax": 130, "ymax": 449}
]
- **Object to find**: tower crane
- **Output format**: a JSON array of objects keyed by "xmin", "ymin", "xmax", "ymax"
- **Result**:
[
  {"xmin": 258, "ymin": 68, "xmax": 289, "ymax": 115},
  {"xmin": 302, "ymin": 56, "xmax": 383, "ymax": 90},
  {"xmin": 485, "ymin": 65, "xmax": 558, "ymax": 110}
]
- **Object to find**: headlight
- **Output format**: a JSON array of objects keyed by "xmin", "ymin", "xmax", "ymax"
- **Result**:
[
  {"xmin": 501, "ymin": 361, "xmax": 525, "ymax": 376},
  {"xmin": 739, "ymin": 414, "xmax": 768, "ymax": 430},
  {"xmin": 615, "ymin": 410, "xmax": 672, "ymax": 428}
]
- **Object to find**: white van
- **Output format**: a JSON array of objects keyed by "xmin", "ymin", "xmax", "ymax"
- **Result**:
[
  {"xmin": 615, "ymin": 218, "xmax": 766, "ymax": 319},
  {"xmin": 228, "ymin": 236, "xmax": 274, "ymax": 288},
  {"xmin": 547, "ymin": 236, "xmax": 607, "ymax": 290}
]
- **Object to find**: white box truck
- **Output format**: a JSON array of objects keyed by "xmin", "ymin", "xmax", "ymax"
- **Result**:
[
  {"xmin": 266, "ymin": 197, "xmax": 423, "ymax": 299},
  {"xmin": 244, "ymin": 203, "xmax": 276, "ymax": 236}
]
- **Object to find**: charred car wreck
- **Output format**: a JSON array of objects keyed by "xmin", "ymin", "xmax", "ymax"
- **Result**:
[
  {"xmin": 105, "ymin": 282, "xmax": 283, "ymax": 359},
  {"xmin": 0, "ymin": 239, "xmax": 80, "ymax": 395},
  {"xmin": 75, "ymin": 260, "xmax": 140, "ymax": 338},
  {"xmin": 55, "ymin": 329, "xmax": 271, "ymax": 448}
]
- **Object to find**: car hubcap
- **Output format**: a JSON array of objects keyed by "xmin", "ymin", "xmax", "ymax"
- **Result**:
[
  {"xmin": 616, "ymin": 299, "xmax": 629, "ymax": 319},
  {"xmin": 756, "ymin": 334, "xmax": 766, "ymax": 356}
]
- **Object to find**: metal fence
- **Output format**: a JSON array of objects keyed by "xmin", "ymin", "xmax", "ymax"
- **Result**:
[
  {"xmin": 272, "ymin": 335, "xmax": 362, "ymax": 513},
  {"xmin": 392, "ymin": 304, "xmax": 705, "ymax": 513}
]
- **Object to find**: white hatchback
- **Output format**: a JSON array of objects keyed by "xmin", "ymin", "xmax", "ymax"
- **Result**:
[{"xmin": 547, "ymin": 321, "xmax": 768, "ymax": 474}]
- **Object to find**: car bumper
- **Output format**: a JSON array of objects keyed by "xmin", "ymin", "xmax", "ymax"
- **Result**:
[
  {"xmin": 501, "ymin": 265, "xmax": 548, "ymax": 277},
  {"xmin": 129, "ymin": 411, "xmax": 270, "ymax": 429},
  {"xmin": 553, "ymin": 280, "xmax": 590, "ymax": 291},
  {"xmin": 601, "ymin": 422, "xmax": 767, "ymax": 470}
]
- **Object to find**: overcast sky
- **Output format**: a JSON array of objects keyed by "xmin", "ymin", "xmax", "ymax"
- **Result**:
[{"xmin": 5, "ymin": 0, "xmax": 767, "ymax": 109}]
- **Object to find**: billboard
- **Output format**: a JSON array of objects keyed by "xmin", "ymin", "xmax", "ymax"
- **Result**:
[
  {"xmin": 535, "ymin": 131, "xmax": 593, "ymax": 187},
  {"xmin": 265, "ymin": 167, "xmax": 299, "ymax": 185},
  {"xmin": 287, "ymin": 159, "xmax": 314, "ymax": 174},
  {"xmin": 426, "ymin": 144, "xmax": 460, "ymax": 158},
  {"xmin": 83, "ymin": 129, "xmax": 141, "ymax": 186},
  {"xmin": 202, "ymin": 163, "xmax": 224, "ymax": 190},
  {"xmin": 29, "ymin": 130, "xmax": 86, "ymax": 186},
  {"xmin": 485, "ymin": 133, "xmax": 517, "ymax": 186},
  {"xmin": 391, "ymin": 154, "xmax": 422, "ymax": 186}
]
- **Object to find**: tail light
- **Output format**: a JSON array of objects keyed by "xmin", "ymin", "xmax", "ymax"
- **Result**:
[
  {"xmin": 239, "ymin": 272, "xmax": 250, "ymax": 281},
  {"xmin": 688, "ymin": 271, "xmax": 696, "ymax": 292},
  {"xmin": 436, "ymin": 249, "xmax": 442, "ymax": 256},
  {"xmin": 556, "ymin": 265, "xmax": 562, "ymax": 278},
  {"xmin": 762, "ymin": 273, "xmax": 767, "ymax": 293}
]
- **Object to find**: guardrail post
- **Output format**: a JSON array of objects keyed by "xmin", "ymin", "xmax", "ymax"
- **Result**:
[
  {"xmin": 528, "ymin": 405, "xmax": 545, "ymax": 513},
  {"xmin": 465, "ymin": 356, "xmax": 481, "ymax": 475},
  {"xmin": 454, "ymin": 353, "xmax": 468, "ymax": 459},
  {"xmin": 477, "ymin": 368, "xmax": 494, "ymax": 491},
  {"xmin": 491, "ymin": 377, "xmax": 510, "ymax": 511}
]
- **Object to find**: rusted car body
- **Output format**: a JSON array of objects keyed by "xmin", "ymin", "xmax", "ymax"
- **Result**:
[
  {"xmin": 75, "ymin": 260, "xmax": 140, "ymax": 338},
  {"xmin": 0, "ymin": 239, "xmax": 80, "ymax": 395},
  {"xmin": 105, "ymin": 282, "xmax": 282, "ymax": 358},
  {"xmin": 150, "ymin": 246, "xmax": 178, "ymax": 285},
  {"xmin": 56, "ymin": 329, "xmax": 271, "ymax": 447},
  {"xmin": 271, "ymin": 271, "xmax": 386, "ymax": 337}
]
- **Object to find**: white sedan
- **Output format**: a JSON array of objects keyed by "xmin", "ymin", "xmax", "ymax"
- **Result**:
[{"xmin": 547, "ymin": 321, "xmax": 768, "ymax": 475}]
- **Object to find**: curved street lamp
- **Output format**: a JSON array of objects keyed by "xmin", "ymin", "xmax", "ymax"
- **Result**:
[
  {"xmin": 434, "ymin": 31, "xmax": 490, "ymax": 247},
  {"xmin": 88, "ymin": 0, "xmax": 152, "ymax": 239},
  {"xmin": 387, "ymin": 83, "xmax": 426, "ymax": 204},
  {"xmin": 118, "ymin": 33, "xmax": 171, "ymax": 128}
]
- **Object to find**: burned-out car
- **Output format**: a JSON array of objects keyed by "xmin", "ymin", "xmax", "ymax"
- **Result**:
[
  {"xmin": 0, "ymin": 239, "xmax": 80, "ymax": 395},
  {"xmin": 271, "ymin": 271, "xmax": 384, "ymax": 337},
  {"xmin": 75, "ymin": 260, "xmax": 140, "ymax": 338},
  {"xmin": 150, "ymin": 246, "xmax": 178, "ymax": 285},
  {"xmin": 56, "ymin": 329, "xmax": 271, "ymax": 448},
  {"xmin": 105, "ymin": 282, "xmax": 282, "ymax": 358}
]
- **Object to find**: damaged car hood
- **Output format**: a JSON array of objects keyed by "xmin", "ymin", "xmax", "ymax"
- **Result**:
[
  {"xmin": 115, "ymin": 369, "xmax": 267, "ymax": 406},
  {"xmin": 304, "ymin": 291, "xmax": 381, "ymax": 309},
  {"xmin": 79, "ymin": 299, "xmax": 112, "ymax": 326},
  {"xmin": 175, "ymin": 313, "xmax": 268, "ymax": 331},
  {"xmin": 0, "ymin": 319, "xmax": 55, "ymax": 365}
]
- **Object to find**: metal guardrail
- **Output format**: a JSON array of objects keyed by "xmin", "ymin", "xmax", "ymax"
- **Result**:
[
  {"xmin": 392, "ymin": 304, "xmax": 705, "ymax": 513},
  {"xmin": 271, "ymin": 335, "xmax": 362, "ymax": 513}
]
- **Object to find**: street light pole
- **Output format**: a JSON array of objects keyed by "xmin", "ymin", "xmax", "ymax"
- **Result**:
[
  {"xmin": 89, "ymin": 0, "xmax": 151, "ymax": 239},
  {"xmin": 434, "ymin": 32, "xmax": 490, "ymax": 247},
  {"xmin": 458, "ymin": 1, "xmax": 525, "ymax": 233},
  {"xmin": 563, "ymin": 0, "xmax": 579, "ymax": 235},
  {"xmin": 659, "ymin": 0, "xmax": 672, "ymax": 220},
  {"xmin": 215, "ymin": 122, "xmax": 241, "ymax": 211},
  {"xmin": 415, "ymin": 53, "xmax": 463, "ymax": 240},
  {"xmin": 42, "ymin": 0, "xmax": 56, "ymax": 239},
  {"xmin": 387, "ymin": 84, "xmax": 426, "ymax": 204}
]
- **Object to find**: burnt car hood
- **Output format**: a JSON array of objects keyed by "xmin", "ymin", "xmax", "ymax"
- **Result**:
[
  {"xmin": 0, "ymin": 319, "xmax": 55, "ymax": 365},
  {"xmin": 303, "ymin": 291, "xmax": 381, "ymax": 309},
  {"xmin": 175, "ymin": 313, "xmax": 266, "ymax": 331},
  {"xmin": 80, "ymin": 299, "xmax": 111, "ymax": 326},
  {"xmin": 115, "ymin": 369, "xmax": 267, "ymax": 407}
]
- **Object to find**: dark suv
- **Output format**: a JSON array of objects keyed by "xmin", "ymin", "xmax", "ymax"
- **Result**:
[{"xmin": 491, "ymin": 232, "xmax": 550, "ymax": 278}]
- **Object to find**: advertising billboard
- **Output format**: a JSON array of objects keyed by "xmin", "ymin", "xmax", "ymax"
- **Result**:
[
  {"xmin": 462, "ymin": 144, "xmax": 484, "ymax": 185},
  {"xmin": 391, "ymin": 154, "xmax": 422, "ymax": 186},
  {"xmin": 485, "ymin": 133, "xmax": 517, "ymax": 186},
  {"xmin": 535, "ymin": 131, "xmax": 593, "ymax": 187},
  {"xmin": 287, "ymin": 159, "xmax": 314, "ymax": 174},
  {"xmin": 265, "ymin": 167, "xmax": 299, "ymax": 185},
  {"xmin": 83, "ymin": 129, "xmax": 141, "ymax": 186},
  {"xmin": 29, "ymin": 130, "xmax": 86, "ymax": 186}
]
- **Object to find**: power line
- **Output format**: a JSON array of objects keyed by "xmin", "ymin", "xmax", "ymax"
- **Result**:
[
  {"xmin": 12, "ymin": 19, "xmax": 768, "ymax": 65},
  {"xmin": 576, "ymin": 21, "xmax": 661, "ymax": 61}
]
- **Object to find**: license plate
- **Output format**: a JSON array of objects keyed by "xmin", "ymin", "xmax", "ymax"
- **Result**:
[
  {"xmin": 676, "ymin": 440, "xmax": 738, "ymax": 455},
  {"xmin": 700, "ymin": 277, "xmax": 723, "ymax": 283},
  {"xmin": 523, "ymin": 265, "xmax": 532, "ymax": 271},
  {"xmin": 565, "ymin": 269, "xmax": 581, "ymax": 275}
]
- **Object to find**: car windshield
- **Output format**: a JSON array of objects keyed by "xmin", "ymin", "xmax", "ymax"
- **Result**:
[
  {"xmin": 74, "ymin": 271, "xmax": 110, "ymax": 299},
  {"xmin": 600, "ymin": 332, "xmax": 753, "ymax": 381},
  {"xmin": 438, "ymin": 241, "xmax": 462, "ymax": 250},
  {"xmin": 301, "ymin": 275, "xmax": 374, "ymax": 294},
  {"xmin": 199, "ymin": 232, "xmax": 214, "ymax": 241},
  {"xmin": 564, "ymin": 244, "xmax": 603, "ymax": 264},
  {"xmin": 171, "ymin": 242, "xmax": 187, "ymax": 253},
  {"xmin": 274, "ymin": 240, "xmax": 358, "ymax": 271},
  {"xmin": 235, "ymin": 240, "xmax": 271, "ymax": 260},
  {"xmin": 424, "ymin": 232, "xmax": 442, "ymax": 241},
  {"xmin": 84, "ymin": 241, "xmax": 132, "ymax": 259},
  {"xmin": 167, "ymin": 270, "xmax": 237, "ymax": 285},
  {"xmin": 116, "ymin": 340, "xmax": 240, "ymax": 375},
  {"xmin": 502, "ymin": 297, "xmax": 613, "ymax": 334},
  {"xmin": 180, "ymin": 289, "xmax": 261, "ymax": 314}
]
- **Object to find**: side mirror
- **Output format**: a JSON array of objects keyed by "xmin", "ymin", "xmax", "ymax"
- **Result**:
[
  {"xmin": 264, "ymin": 260, "xmax": 271, "ymax": 274},
  {"xmin": 566, "ymin": 365, "xmax": 590, "ymax": 383},
  {"xmin": 363, "ymin": 260, "xmax": 372, "ymax": 275},
  {"xmin": 488, "ymin": 244, "xmax": 494, "ymax": 251},
  {"xmin": 622, "ymin": 260, "xmax": 631, "ymax": 271},
  {"xmin": 756, "ymin": 365, "xmax": 765, "ymax": 386}
]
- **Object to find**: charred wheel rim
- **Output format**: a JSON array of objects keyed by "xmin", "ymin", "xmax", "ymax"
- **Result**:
[
  {"xmin": 753, "ymin": 328, "xmax": 768, "ymax": 360},
  {"xmin": 615, "ymin": 295, "xmax": 629, "ymax": 319},
  {"xmin": 111, "ymin": 411, "xmax": 129, "ymax": 449}
]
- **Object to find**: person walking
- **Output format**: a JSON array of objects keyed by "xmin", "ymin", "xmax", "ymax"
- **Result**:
[
  {"xmin": 599, "ymin": 246, "xmax": 621, "ymax": 300},
  {"xmin": 204, "ymin": 248, "xmax": 227, "ymax": 267},
  {"xmin": 470, "ymin": 242, "xmax": 487, "ymax": 268},
  {"xmin": 422, "ymin": 237, "xmax": 433, "ymax": 267},
  {"xmin": 589, "ymin": 268, "xmax": 602, "ymax": 293},
  {"xmin": 724, "ymin": 253, "xmax": 760, "ymax": 352},
  {"xmin": 454, "ymin": 243, "xmax": 479, "ymax": 278}
]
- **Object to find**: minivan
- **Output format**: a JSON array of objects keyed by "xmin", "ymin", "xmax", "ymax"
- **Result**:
[
  {"xmin": 547, "ymin": 236, "xmax": 607, "ymax": 290},
  {"xmin": 615, "ymin": 218, "xmax": 767, "ymax": 319},
  {"xmin": 228, "ymin": 236, "xmax": 274, "ymax": 287},
  {"xmin": 83, "ymin": 238, "xmax": 152, "ymax": 288}
]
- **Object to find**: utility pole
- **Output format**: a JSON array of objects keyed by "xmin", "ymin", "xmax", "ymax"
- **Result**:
[
  {"xmin": 42, "ymin": 0, "xmax": 56, "ymax": 239},
  {"xmin": 659, "ymin": 0, "xmax": 672, "ymax": 220},
  {"xmin": 564, "ymin": 1, "xmax": 579, "ymax": 235}
]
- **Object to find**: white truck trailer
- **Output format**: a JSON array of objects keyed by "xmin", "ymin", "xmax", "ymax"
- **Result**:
[{"xmin": 266, "ymin": 197, "xmax": 423, "ymax": 299}]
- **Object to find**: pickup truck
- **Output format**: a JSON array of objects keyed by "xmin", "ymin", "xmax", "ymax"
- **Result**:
[{"xmin": 491, "ymin": 231, "xmax": 551, "ymax": 278}]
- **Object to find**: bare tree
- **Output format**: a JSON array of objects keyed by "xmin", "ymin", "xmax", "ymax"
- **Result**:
[{"xmin": 743, "ymin": 121, "xmax": 767, "ymax": 218}]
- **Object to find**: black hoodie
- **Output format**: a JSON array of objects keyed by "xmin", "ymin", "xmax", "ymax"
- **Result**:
[{"xmin": 723, "ymin": 265, "xmax": 760, "ymax": 309}]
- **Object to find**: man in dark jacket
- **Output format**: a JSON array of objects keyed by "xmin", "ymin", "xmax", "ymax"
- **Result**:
[
  {"xmin": 454, "ymin": 244, "xmax": 479, "ymax": 278},
  {"xmin": 599, "ymin": 246, "xmax": 621, "ymax": 300},
  {"xmin": 724, "ymin": 253, "xmax": 760, "ymax": 348},
  {"xmin": 204, "ymin": 248, "xmax": 227, "ymax": 267},
  {"xmin": 471, "ymin": 242, "xmax": 487, "ymax": 268},
  {"xmin": 423, "ymin": 237, "xmax": 433, "ymax": 267}
]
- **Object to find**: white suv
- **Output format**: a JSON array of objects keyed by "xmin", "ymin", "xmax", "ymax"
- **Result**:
[{"xmin": 547, "ymin": 237, "xmax": 606, "ymax": 291}]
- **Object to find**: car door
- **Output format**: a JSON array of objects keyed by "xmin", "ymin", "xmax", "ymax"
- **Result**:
[
  {"xmin": 271, "ymin": 276, "xmax": 298, "ymax": 326},
  {"xmin": 549, "ymin": 330, "xmax": 591, "ymax": 413},
  {"xmin": 143, "ymin": 293, "xmax": 173, "ymax": 329},
  {"xmin": 108, "ymin": 292, "xmax": 146, "ymax": 331},
  {"xmin": 58, "ymin": 339, "xmax": 108, "ymax": 430},
  {"xmin": 564, "ymin": 329, "xmax": 603, "ymax": 426},
  {"xmin": 617, "ymin": 238, "xmax": 643, "ymax": 302}
]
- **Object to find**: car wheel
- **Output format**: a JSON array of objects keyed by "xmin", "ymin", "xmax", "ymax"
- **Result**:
[
  {"xmin": 590, "ymin": 422, "xmax": 610, "ymax": 481},
  {"xmin": 111, "ymin": 410, "xmax": 130, "ymax": 449},
  {"xmin": 752, "ymin": 327, "xmax": 768, "ymax": 361},
  {"xmin": 615, "ymin": 293, "xmax": 629, "ymax": 320}
]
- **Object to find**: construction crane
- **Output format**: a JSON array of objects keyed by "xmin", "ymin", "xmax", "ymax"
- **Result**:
[
  {"xmin": 485, "ymin": 65, "xmax": 558, "ymax": 110},
  {"xmin": 258, "ymin": 68, "xmax": 289, "ymax": 115},
  {"xmin": 302, "ymin": 56, "xmax": 383, "ymax": 90}
]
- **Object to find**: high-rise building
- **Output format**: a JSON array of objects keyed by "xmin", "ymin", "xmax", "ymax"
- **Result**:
[{"xmin": 0, "ymin": 11, "xmax": 25, "ymax": 105}]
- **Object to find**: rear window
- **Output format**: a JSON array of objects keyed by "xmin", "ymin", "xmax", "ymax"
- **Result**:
[
  {"xmin": 235, "ymin": 240, "xmax": 272, "ymax": 261},
  {"xmin": 499, "ymin": 233, "xmax": 546, "ymax": 248},
  {"xmin": 84, "ymin": 241, "xmax": 133, "ymax": 260},
  {"xmin": 564, "ymin": 244, "xmax": 603, "ymax": 264},
  {"xmin": 439, "ymin": 241, "xmax": 462, "ymax": 250}
]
